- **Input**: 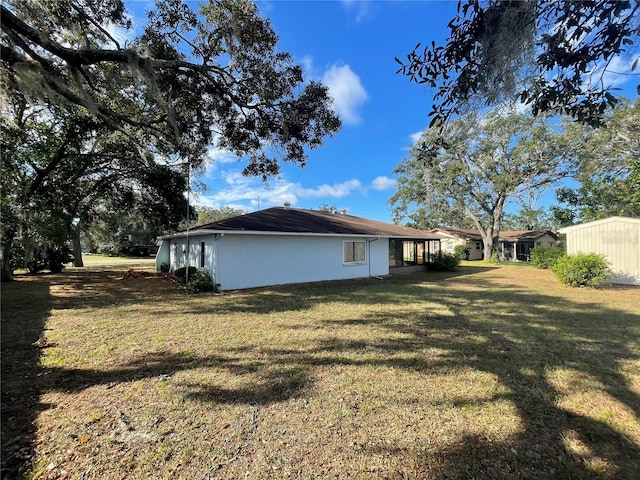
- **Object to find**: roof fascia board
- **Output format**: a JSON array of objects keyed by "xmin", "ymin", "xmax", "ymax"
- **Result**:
[
  {"xmin": 558, "ymin": 216, "xmax": 640, "ymax": 233},
  {"xmin": 159, "ymin": 230, "xmax": 442, "ymax": 240}
]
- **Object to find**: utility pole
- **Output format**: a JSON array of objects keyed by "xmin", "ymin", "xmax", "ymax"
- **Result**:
[{"xmin": 185, "ymin": 162, "xmax": 190, "ymax": 293}]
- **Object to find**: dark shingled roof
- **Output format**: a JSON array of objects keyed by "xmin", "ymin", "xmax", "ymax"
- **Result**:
[
  {"xmin": 429, "ymin": 228, "xmax": 483, "ymax": 241},
  {"xmin": 193, "ymin": 207, "xmax": 441, "ymax": 239},
  {"xmin": 499, "ymin": 230, "xmax": 558, "ymax": 242}
]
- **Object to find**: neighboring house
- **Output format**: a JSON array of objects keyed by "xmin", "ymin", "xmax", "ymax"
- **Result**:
[
  {"xmin": 498, "ymin": 230, "xmax": 558, "ymax": 262},
  {"xmin": 429, "ymin": 228, "xmax": 558, "ymax": 261},
  {"xmin": 429, "ymin": 228, "xmax": 485, "ymax": 260},
  {"xmin": 558, "ymin": 216, "xmax": 640, "ymax": 286},
  {"xmin": 156, "ymin": 205, "xmax": 444, "ymax": 291}
]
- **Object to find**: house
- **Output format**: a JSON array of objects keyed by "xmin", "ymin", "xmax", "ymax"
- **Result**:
[
  {"xmin": 430, "ymin": 228, "xmax": 558, "ymax": 261},
  {"xmin": 156, "ymin": 205, "xmax": 444, "ymax": 291},
  {"xmin": 558, "ymin": 216, "xmax": 640, "ymax": 285},
  {"xmin": 498, "ymin": 230, "xmax": 558, "ymax": 261},
  {"xmin": 429, "ymin": 228, "xmax": 485, "ymax": 260}
]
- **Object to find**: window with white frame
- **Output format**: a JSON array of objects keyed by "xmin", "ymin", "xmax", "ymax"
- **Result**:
[{"xmin": 344, "ymin": 241, "xmax": 366, "ymax": 264}]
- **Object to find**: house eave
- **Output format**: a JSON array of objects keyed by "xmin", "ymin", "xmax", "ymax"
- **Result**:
[{"xmin": 159, "ymin": 229, "xmax": 443, "ymax": 241}]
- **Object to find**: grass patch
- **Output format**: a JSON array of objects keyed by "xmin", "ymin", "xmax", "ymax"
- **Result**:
[{"xmin": 2, "ymin": 264, "xmax": 639, "ymax": 479}]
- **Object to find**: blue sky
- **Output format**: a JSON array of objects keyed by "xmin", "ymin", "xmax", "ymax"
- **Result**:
[{"xmin": 127, "ymin": 1, "xmax": 639, "ymax": 223}]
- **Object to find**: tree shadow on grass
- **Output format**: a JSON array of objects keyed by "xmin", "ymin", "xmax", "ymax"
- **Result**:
[
  {"xmin": 1, "ymin": 269, "xmax": 188, "ymax": 478},
  {"xmin": 35, "ymin": 349, "xmax": 309, "ymax": 407},
  {"xmin": 191, "ymin": 266, "xmax": 500, "ymax": 316},
  {"xmin": 320, "ymin": 281, "xmax": 640, "ymax": 479},
  {"xmin": 50, "ymin": 269, "xmax": 181, "ymax": 310},
  {"xmin": 1, "ymin": 276, "xmax": 52, "ymax": 478}
]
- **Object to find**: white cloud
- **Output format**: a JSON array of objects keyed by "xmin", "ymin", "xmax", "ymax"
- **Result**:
[
  {"xmin": 204, "ymin": 146, "xmax": 239, "ymax": 173},
  {"xmin": 300, "ymin": 55, "xmax": 314, "ymax": 75},
  {"xmin": 195, "ymin": 172, "xmax": 363, "ymax": 211},
  {"xmin": 201, "ymin": 133, "xmax": 242, "ymax": 177},
  {"xmin": 371, "ymin": 176, "xmax": 396, "ymax": 191},
  {"xmin": 595, "ymin": 53, "xmax": 640, "ymax": 90},
  {"xmin": 341, "ymin": 0, "xmax": 372, "ymax": 23},
  {"xmin": 297, "ymin": 179, "xmax": 362, "ymax": 198},
  {"xmin": 322, "ymin": 64, "xmax": 368, "ymax": 125}
]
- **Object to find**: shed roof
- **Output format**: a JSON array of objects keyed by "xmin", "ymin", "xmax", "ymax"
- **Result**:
[
  {"xmin": 165, "ymin": 207, "xmax": 443, "ymax": 239},
  {"xmin": 558, "ymin": 216, "xmax": 640, "ymax": 233}
]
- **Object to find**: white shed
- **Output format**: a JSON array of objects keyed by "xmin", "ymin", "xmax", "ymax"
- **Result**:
[
  {"xmin": 156, "ymin": 206, "xmax": 443, "ymax": 291},
  {"xmin": 558, "ymin": 216, "xmax": 640, "ymax": 285}
]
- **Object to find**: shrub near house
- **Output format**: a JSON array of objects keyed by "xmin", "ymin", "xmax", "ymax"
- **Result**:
[
  {"xmin": 429, "ymin": 252, "xmax": 461, "ymax": 271},
  {"xmin": 173, "ymin": 266, "xmax": 218, "ymax": 293},
  {"xmin": 454, "ymin": 244, "xmax": 471, "ymax": 260},
  {"xmin": 552, "ymin": 253, "xmax": 612, "ymax": 287},
  {"xmin": 531, "ymin": 245, "xmax": 565, "ymax": 269}
]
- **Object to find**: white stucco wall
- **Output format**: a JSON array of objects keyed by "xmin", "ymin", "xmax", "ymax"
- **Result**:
[
  {"xmin": 166, "ymin": 233, "xmax": 216, "ymax": 272},
  {"xmin": 155, "ymin": 240, "xmax": 170, "ymax": 270},
  {"xmin": 214, "ymin": 234, "xmax": 389, "ymax": 290},
  {"xmin": 560, "ymin": 217, "xmax": 640, "ymax": 285},
  {"xmin": 160, "ymin": 232, "xmax": 438, "ymax": 290}
]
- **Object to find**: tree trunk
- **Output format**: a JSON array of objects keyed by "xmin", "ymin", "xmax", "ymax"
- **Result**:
[
  {"xmin": 0, "ymin": 243, "xmax": 14, "ymax": 282},
  {"xmin": 484, "ymin": 197, "xmax": 506, "ymax": 260},
  {"xmin": 467, "ymin": 197, "xmax": 505, "ymax": 260},
  {"xmin": 483, "ymin": 235, "xmax": 494, "ymax": 261},
  {"xmin": 72, "ymin": 222, "xmax": 84, "ymax": 267}
]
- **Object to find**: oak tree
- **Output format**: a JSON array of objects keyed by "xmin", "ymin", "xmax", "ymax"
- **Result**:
[
  {"xmin": 397, "ymin": 1, "xmax": 639, "ymax": 127},
  {"xmin": 390, "ymin": 109, "xmax": 574, "ymax": 259},
  {"xmin": 0, "ymin": 0, "xmax": 341, "ymax": 280}
]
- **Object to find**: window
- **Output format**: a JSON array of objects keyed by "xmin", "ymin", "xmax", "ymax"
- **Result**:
[
  {"xmin": 344, "ymin": 241, "xmax": 366, "ymax": 263},
  {"xmin": 476, "ymin": 242, "xmax": 481, "ymax": 250},
  {"xmin": 200, "ymin": 241, "xmax": 205, "ymax": 268}
]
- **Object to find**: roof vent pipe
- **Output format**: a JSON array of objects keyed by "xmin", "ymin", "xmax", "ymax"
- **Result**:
[{"xmin": 283, "ymin": 202, "xmax": 291, "ymax": 209}]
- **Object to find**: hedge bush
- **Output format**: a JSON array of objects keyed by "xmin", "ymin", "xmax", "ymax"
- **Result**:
[
  {"xmin": 489, "ymin": 251, "xmax": 501, "ymax": 264},
  {"xmin": 173, "ymin": 266, "xmax": 199, "ymax": 283},
  {"xmin": 531, "ymin": 245, "xmax": 565, "ymax": 269},
  {"xmin": 429, "ymin": 252, "xmax": 461, "ymax": 271},
  {"xmin": 187, "ymin": 268, "xmax": 217, "ymax": 293},
  {"xmin": 454, "ymin": 244, "xmax": 471, "ymax": 260},
  {"xmin": 552, "ymin": 253, "xmax": 611, "ymax": 287},
  {"xmin": 173, "ymin": 266, "xmax": 218, "ymax": 293}
]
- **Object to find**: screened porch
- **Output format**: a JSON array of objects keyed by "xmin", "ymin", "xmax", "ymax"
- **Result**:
[{"xmin": 388, "ymin": 239, "xmax": 442, "ymax": 273}]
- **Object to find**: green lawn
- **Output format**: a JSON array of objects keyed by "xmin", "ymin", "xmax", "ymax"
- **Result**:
[{"xmin": 2, "ymin": 264, "xmax": 639, "ymax": 479}]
